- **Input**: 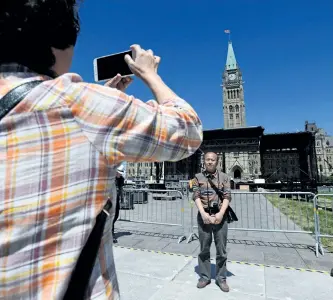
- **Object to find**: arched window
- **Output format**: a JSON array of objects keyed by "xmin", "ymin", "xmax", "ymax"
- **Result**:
[
  {"xmin": 235, "ymin": 105, "xmax": 239, "ymax": 112},
  {"xmin": 229, "ymin": 105, "xmax": 234, "ymax": 112},
  {"xmin": 237, "ymin": 89, "xmax": 239, "ymax": 98}
]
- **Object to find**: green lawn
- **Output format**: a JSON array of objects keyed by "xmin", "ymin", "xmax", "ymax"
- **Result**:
[{"xmin": 266, "ymin": 194, "xmax": 333, "ymax": 252}]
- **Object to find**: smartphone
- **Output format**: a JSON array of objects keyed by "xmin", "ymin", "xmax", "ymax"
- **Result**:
[{"xmin": 93, "ymin": 50, "xmax": 133, "ymax": 82}]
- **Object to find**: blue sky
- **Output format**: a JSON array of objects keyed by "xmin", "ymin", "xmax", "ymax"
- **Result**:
[{"xmin": 72, "ymin": 0, "xmax": 333, "ymax": 135}]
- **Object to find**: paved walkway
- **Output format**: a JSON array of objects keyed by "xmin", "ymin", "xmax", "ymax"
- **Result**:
[{"xmin": 114, "ymin": 245, "xmax": 333, "ymax": 300}]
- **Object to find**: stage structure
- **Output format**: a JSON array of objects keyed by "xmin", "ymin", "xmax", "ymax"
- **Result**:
[{"xmin": 260, "ymin": 132, "xmax": 318, "ymax": 187}]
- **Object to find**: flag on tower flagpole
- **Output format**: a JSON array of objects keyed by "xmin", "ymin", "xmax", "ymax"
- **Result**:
[{"xmin": 224, "ymin": 29, "xmax": 231, "ymax": 41}]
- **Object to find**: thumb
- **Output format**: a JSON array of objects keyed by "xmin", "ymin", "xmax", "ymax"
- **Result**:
[
  {"xmin": 124, "ymin": 54, "xmax": 134, "ymax": 67},
  {"xmin": 105, "ymin": 74, "xmax": 121, "ymax": 87},
  {"xmin": 154, "ymin": 56, "xmax": 161, "ymax": 72}
]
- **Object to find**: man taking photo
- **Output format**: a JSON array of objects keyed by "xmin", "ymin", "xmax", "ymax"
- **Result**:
[
  {"xmin": 192, "ymin": 152, "xmax": 231, "ymax": 293},
  {"xmin": 0, "ymin": 1, "xmax": 203, "ymax": 299}
]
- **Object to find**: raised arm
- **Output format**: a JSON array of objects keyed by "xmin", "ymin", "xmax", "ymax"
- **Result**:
[{"xmin": 68, "ymin": 45, "xmax": 202, "ymax": 165}]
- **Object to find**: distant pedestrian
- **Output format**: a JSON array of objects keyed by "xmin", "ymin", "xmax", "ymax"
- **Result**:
[
  {"xmin": 112, "ymin": 165, "xmax": 125, "ymax": 243},
  {"xmin": 192, "ymin": 152, "xmax": 231, "ymax": 292}
]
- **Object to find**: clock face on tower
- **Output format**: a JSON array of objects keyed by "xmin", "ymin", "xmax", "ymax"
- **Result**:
[{"xmin": 228, "ymin": 73, "xmax": 236, "ymax": 81}]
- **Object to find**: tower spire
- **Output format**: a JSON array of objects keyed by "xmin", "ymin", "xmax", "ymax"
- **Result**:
[
  {"xmin": 222, "ymin": 38, "xmax": 246, "ymax": 129},
  {"xmin": 225, "ymin": 41, "xmax": 237, "ymax": 70}
]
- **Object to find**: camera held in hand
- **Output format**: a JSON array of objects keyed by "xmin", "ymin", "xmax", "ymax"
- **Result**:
[{"xmin": 208, "ymin": 201, "xmax": 220, "ymax": 215}]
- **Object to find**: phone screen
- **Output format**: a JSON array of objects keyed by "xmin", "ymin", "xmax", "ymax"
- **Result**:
[{"xmin": 95, "ymin": 50, "xmax": 133, "ymax": 81}]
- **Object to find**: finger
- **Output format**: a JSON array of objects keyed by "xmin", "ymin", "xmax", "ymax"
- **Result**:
[
  {"xmin": 130, "ymin": 44, "xmax": 142, "ymax": 60},
  {"xmin": 123, "ymin": 77, "xmax": 133, "ymax": 89},
  {"xmin": 154, "ymin": 56, "xmax": 161, "ymax": 72},
  {"xmin": 147, "ymin": 49, "xmax": 154, "ymax": 56},
  {"xmin": 124, "ymin": 76, "xmax": 133, "ymax": 83},
  {"xmin": 117, "ymin": 81, "xmax": 125, "ymax": 92},
  {"xmin": 124, "ymin": 54, "xmax": 135, "ymax": 67},
  {"xmin": 105, "ymin": 74, "xmax": 121, "ymax": 87},
  {"xmin": 154, "ymin": 56, "xmax": 161, "ymax": 65},
  {"xmin": 130, "ymin": 44, "xmax": 142, "ymax": 52},
  {"xmin": 125, "ymin": 77, "xmax": 133, "ymax": 86}
]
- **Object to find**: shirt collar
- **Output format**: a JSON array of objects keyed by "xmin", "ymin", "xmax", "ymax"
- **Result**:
[
  {"xmin": 204, "ymin": 170, "xmax": 218, "ymax": 178},
  {"xmin": 0, "ymin": 63, "xmax": 52, "ymax": 80}
]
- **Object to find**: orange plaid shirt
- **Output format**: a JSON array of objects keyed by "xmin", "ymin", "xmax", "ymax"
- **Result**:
[{"xmin": 0, "ymin": 64, "xmax": 203, "ymax": 299}]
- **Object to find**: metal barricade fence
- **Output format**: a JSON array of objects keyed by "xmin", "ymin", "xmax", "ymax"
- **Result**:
[
  {"xmin": 313, "ymin": 193, "xmax": 333, "ymax": 257},
  {"xmin": 187, "ymin": 191, "xmax": 317, "ymax": 246},
  {"xmin": 118, "ymin": 189, "xmax": 186, "ymax": 243}
]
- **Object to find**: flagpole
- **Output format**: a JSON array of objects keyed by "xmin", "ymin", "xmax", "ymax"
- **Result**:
[{"xmin": 224, "ymin": 29, "xmax": 231, "ymax": 42}]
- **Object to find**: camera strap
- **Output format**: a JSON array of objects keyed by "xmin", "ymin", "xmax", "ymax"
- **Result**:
[
  {"xmin": 207, "ymin": 176, "xmax": 238, "ymax": 223},
  {"xmin": 0, "ymin": 80, "xmax": 45, "ymax": 121},
  {"xmin": 63, "ymin": 198, "xmax": 112, "ymax": 299}
]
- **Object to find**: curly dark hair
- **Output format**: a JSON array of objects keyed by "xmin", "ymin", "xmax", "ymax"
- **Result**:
[{"xmin": 0, "ymin": 0, "xmax": 80, "ymax": 76}]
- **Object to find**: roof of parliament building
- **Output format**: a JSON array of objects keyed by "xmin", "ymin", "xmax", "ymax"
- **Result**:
[
  {"xmin": 203, "ymin": 126, "xmax": 264, "ymax": 140},
  {"xmin": 203, "ymin": 127, "xmax": 315, "ymax": 150},
  {"xmin": 261, "ymin": 132, "xmax": 315, "ymax": 150}
]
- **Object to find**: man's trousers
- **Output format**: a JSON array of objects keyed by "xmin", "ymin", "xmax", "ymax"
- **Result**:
[{"xmin": 197, "ymin": 213, "xmax": 228, "ymax": 281}]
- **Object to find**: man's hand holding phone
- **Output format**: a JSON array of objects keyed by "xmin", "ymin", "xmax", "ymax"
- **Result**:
[
  {"xmin": 103, "ymin": 45, "xmax": 159, "ymax": 93},
  {"xmin": 124, "ymin": 44, "xmax": 177, "ymax": 104},
  {"xmin": 124, "ymin": 44, "xmax": 161, "ymax": 82},
  {"xmin": 98, "ymin": 44, "xmax": 177, "ymax": 103},
  {"xmin": 105, "ymin": 74, "xmax": 133, "ymax": 92}
]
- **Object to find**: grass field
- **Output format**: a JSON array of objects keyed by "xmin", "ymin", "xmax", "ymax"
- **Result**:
[{"xmin": 267, "ymin": 194, "xmax": 333, "ymax": 252}]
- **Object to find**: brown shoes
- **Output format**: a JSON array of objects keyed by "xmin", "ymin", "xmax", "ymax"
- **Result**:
[
  {"xmin": 215, "ymin": 279, "xmax": 230, "ymax": 292},
  {"xmin": 197, "ymin": 278, "xmax": 230, "ymax": 292},
  {"xmin": 196, "ymin": 278, "xmax": 211, "ymax": 289}
]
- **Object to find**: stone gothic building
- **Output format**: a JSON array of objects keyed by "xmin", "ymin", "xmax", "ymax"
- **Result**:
[
  {"xmin": 222, "ymin": 41, "xmax": 246, "ymax": 129},
  {"xmin": 126, "ymin": 40, "xmax": 322, "ymax": 184},
  {"xmin": 305, "ymin": 121, "xmax": 333, "ymax": 179},
  {"xmin": 220, "ymin": 41, "xmax": 261, "ymax": 180}
]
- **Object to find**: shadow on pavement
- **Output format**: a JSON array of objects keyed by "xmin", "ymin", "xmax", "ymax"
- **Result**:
[
  {"xmin": 194, "ymin": 264, "xmax": 235, "ymax": 280},
  {"xmin": 190, "ymin": 235, "xmax": 322, "ymax": 253},
  {"xmin": 228, "ymin": 238, "xmax": 321, "ymax": 252},
  {"xmin": 115, "ymin": 231, "xmax": 132, "ymax": 239},
  {"xmin": 115, "ymin": 229, "xmax": 181, "ymax": 240}
]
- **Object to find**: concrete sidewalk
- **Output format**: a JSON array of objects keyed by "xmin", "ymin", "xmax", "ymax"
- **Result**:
[
  {"xmin": 114, "ymin": 222, "xmax": 333, "ymax": 272},
  {"xmin": 114, "ymin": 245, "xmax": 332, "ymax": 300}
]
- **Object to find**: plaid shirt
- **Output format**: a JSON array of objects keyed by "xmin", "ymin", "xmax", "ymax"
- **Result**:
[{"xmin": 0, "ymin": 64, "xmax": 202, "ymax": 299}]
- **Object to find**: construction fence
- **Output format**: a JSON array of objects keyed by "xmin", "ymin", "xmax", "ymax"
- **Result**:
[{"xmin": 117, "ymin": 189, "xmax": 332, "ymax": 256}]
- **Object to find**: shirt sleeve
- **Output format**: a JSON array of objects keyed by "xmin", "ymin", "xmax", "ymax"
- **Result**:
[
  {"xmin": 66, "ymin": 78, "xmax": 203, "ymax": 165},
  {"xmin": 192, "ymin": 176, "xmax": 200, "ymax": 201},
  {"xmin": 222, "ymin": 175, "xmax": 232, "ymax": 202}
]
